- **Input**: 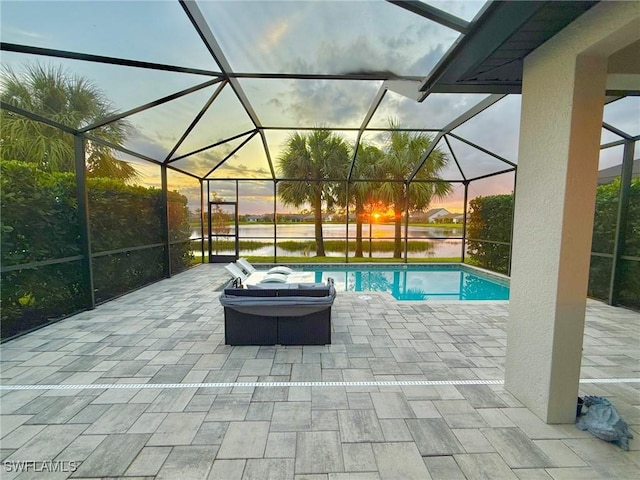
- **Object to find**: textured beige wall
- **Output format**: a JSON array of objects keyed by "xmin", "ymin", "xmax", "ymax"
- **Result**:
[{"xmin": 506, "ymin": 1, "xmax": 640, "ymax": 424}]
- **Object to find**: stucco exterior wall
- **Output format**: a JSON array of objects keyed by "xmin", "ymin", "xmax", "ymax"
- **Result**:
[{"xmin": 505, "ymin": 1, "xmax": 640, "ymax": 423}]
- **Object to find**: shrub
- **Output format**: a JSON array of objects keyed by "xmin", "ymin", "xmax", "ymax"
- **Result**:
[
  {"xmin": 466, "ymin": 194, "xmax": 513, "ymax": 274},
  {"xmin": 1, "ymin": 160, "xmax": 192, "ymax": 339}
]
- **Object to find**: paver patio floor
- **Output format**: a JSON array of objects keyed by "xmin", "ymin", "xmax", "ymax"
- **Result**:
[{"xmin": 1, "ymin": 264, "xmax": 638, "ymax": 479}]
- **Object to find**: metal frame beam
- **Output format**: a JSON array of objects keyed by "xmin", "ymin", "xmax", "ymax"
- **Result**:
[
  {"xmin": 180, "ymin": 0, "xmax": 276, "ymax": 181},
  {"xmin": 347, "ymin": 85, "xmax": 387, "ymax": 181},
  {"xmin": 0, "ymin": 101, "xmax": 78, "ymax": 135},
  {"xmin": 81, "ymin": 78, "xmax": 224, "ymax": 133},
  {"xmin": 168, "ymin": 129, "xmax": 256, "ymax": 163},
  {"xmin": 165, "ymin": 80, "xmax": 228, "ymax": 161},
  {"xmin": 74, "ymin": 134, "xmax": 95, "ymax": 309},
  {"xmin": 1, "ymin": 42, "xmax": 220, "ymax": 77},
  {"xmin": 386, "ymin": 0, "xmax": 471, "ymax": 34},
  {"xmin": 204, "ymin": 131, "xmax": 258, "ymax": 178},
  {"xmin": 608, "ymin": 139, "xmax": 636, "ymax": 305}
]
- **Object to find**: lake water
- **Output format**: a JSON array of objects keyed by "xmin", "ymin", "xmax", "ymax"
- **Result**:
[{"xmin": 195, "ymin": 223, "xmax": 464, "ymax": 258}]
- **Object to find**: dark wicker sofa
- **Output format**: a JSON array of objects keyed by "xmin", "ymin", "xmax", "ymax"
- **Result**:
[{"xmin": 219, "ymin": 280, "xmax": 336, "ymax": 346}]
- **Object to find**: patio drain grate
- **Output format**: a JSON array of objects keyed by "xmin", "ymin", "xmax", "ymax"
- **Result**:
[{"xmin": 0, "ymin": 378, "xmax": 638, "ymax": 391}]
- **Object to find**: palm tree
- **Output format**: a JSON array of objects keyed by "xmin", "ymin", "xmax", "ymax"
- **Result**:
[
  {"xmin": 0, "ymin": 63, "xmax": 137, "ymax": 181},
  {"xmin": 378, "ymin": 121, "xmax": 451, "ymax": 258},
  {"xmin": 339, "ymin": 141, "xmax": 384, "ymax": 257},
  {"xmin": 277, "ymin": 130, "xmax": 350, "ymax": 256}
]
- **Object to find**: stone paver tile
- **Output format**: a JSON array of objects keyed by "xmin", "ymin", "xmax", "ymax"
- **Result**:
[
  {"xmin": 71, "ymin": 433, "xmax": 149, "ymax": 477},
  {"xmin": 294, "ymin": 475, "xmax": 329, "ymax": 480},
  {"xmin": 406, "ymin": 418, "xmax": 465, "ymax": 456},
  {"xmin": 146, "ymin": 388, "xmax": 196, "ymax": 412},
  {"xmin": 90, "ymin": 388, "xmax": 139, "ymax": 404},
  {"xmin": 342, "ymin": 443, "xmax": 376, "ymax": 472},
  {"xmin": 482, "ymin": 428, "xmax": 556, "ymax": 468},
  {"xmin": 501, "ymin": 408, "xmax": 576, "ymax": 439},
  {"xmin": 291, "ymin": 364, "xmax": 322, "ymax": 382},
  {"xmin": 453, "ymin": 428, "xmax": 495, "ymax": 453},
  {"xmin": 156, "ymin": 445, "xmax": 217, "ymax": 480},
  {"xmin": 337, "ymin": 410, "xmax": 384, "ymax": 443},
  {"xmin": 67, "ymin": 404, "xmax": 111, "ymax": 424},
  {"xmin": 246, "ymin": 401, "xmax": 274, "ymax": 421},
  {"xmin": 84, "ymin": 404, "xmax": 147, "ymax": 434},
  {"xmin": 125, "ymin": 446, "xmax": 172, "ymax": 476},
  {"xmin": 0, "ymin": 425, "xmax": 46, "ymax": 449},
  {"xmin": 346, "ymin": 392, "xmax": 374, "ymax": 410},
  {"xmin": 0, "ymin": 415, "xmax": 34, "ymax": 436},
  {"xmin": 185, "ymin": 394, "xmax": 217, "ymax": 412},
  {"xmin": 379, "ymin": 419, "xmax": 413, "ymax": 442},
  {"xmin": 408, "ymin": 400, "xmax": 441, "ymax": 418},
  {"xmin": 148, "ymin": 412, "xmax": 207, "ymax": 446},
  {"xmin": 533, "ymin": 440, "xmax": 588, "ymax": 467},
  {"xmin": 514, "ymin": 469, "xmax": 554, "ymax": 479},
  {"xmin": 240, "ymin": 359, "xmax": 273, "ymax": 376},
  {"xmin": 456, "ymin": 385, "xmax": 508, "ymax": 408},
  {"xmin": 56, "ymin": 434, "xmax": 106, "ymax": 462},
  {"xmin": 295, "ymin": 431, "xmax": 344, "ymax": 474},
  {"xmin": 560, "ymin": 438, "xmax": 639, "ymax": 478},
  {"xmin": 370, "ymin": 392, "xmax": 415, "ymax": 419},
  {"xmin": 423, "ymin": 456, "xmax": 466, "ymax": 480},
  {"xmin": 454, "ymin": 453, "xmax": 519, "ymax": 480},
  {"xmin": 477, "ymin": 408, "xmax": 517, "ymax": 427},
  {"xmin": 312, "ymin": 387, "xmax": 348, "ymax": 410},
  {"xmin": 312, "ymin": 410, "xmax": 339, "ymax": 431},
  {"xmin": 543, "ymin": 467, "xmax": 603, "ymax": 480},
  {"xmin": 193, "ymin": 422, "xmax": 229, "ymax": 445},
  {"xmin": 205, "ymin": 394, "xmax": 251, "ymax": 421},
  {"xmin": 271, "ymin": 402, "xmax": 311, "ymax": 432},
  {"xmin": 148, "ymin": 365, "xmax": 192, "ymax": 383},
  {"xmin": 25, "ymin": 396, "xmax": 93, "ymax": 425},
  {"xmin": 127, "ymin": 412, "xmax": 167, "ymax": 434},
  {"xmin": 217, "ymin": 421, "xmax": 270, "ymax": 459},
  {"xmin": 265, "ymin": 432, "xmax": 297, "ymax": 458},
  {"xmin": 371, "ymin": 442, "xmax": 431, "ymax": 480},
  {"xmin": 252, "ymin": 386, "xmax": 289, "ymax": 402},
  {"xmin": 7, "ymin": 424, "xmax": 87, "ymax": 462},
  {"xmin": 274, "ymin": 349, "xmax": 302, "ymax": 364},
  {"xmin": 194, "ymin": 354, "xmax": 229, "ymax": 369},
  {"xmin": 328, "ymin": 474, "xmax": 380, "ymax": 480},
  {"xmin": 207, "ymin": 459, "xmax": 246, "ymax": 480},
  {"xmin": 243, "ymin": 458, "xmax": 295, "ymax": 480}
]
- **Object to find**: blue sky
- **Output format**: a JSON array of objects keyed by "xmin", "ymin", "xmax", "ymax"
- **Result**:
[{"xmin": 1, "ymin": 1, "xmax": 638, "ymax": 213}]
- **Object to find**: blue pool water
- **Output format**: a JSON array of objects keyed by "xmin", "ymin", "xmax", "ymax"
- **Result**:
[{"xmin": 299, "ymin": 265, "xmax": 509, "ymax": 301}]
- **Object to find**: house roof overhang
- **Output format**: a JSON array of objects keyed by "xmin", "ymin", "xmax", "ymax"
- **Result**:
[{"xmin": 418, "ymin": 0, "xmax": 600, "ymax": 99}]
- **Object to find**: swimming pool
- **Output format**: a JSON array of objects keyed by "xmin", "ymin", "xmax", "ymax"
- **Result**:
[{"xmin": 293, "ymin": 264, "xmax": 509, "ymax": 301}]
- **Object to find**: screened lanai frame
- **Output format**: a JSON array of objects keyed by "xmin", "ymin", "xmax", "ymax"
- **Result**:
[{"xmin": 1, "ymin": 0, "xmax": 637, "ymax": 316}]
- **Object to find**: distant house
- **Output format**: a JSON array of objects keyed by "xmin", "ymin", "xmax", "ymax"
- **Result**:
[
  {"xmin": 597, "ymin": 159, "xmax": 640, "ymax": 185},
  {"xmin": 245, "ymin": 215, "xmax": 262, "ymax": 222},
  {"xmin": 437, "ymin": 213, "xmax": 464, "ymax": 224},
  {"xmin": 424, "ymin": 208, "xmax": 450, "ymax": 222}
]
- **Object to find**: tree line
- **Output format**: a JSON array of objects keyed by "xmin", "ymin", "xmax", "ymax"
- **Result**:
[
  {"xmin": 277, "ymin": 126, "xmax": 451, "ymax": 258},
  {"xmin": 1, "ymin": 63, "xmax": 453, "ymax": 263}
]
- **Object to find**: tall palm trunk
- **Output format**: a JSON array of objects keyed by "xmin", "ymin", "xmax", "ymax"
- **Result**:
[
  {"xmin": 393, "ymin": 204, "xmax": 403, "ymax": 258},
  {"xmin": 314, "ymin": 191, "xmax": 325, "ymax": 256},
  {"xmin": 355, "ymin": 199, "xmax": 364, "ymax": 257}
]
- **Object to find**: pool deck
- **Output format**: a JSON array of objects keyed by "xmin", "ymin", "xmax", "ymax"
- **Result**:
[{"xmin": 1, "ymin": 263, "xmax": 638, "ymax": 479}]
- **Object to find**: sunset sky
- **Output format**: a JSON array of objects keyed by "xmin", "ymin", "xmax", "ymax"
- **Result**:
[{"xmin": 2, "ymin": 1, "xmax": 638, "ymax": 214}]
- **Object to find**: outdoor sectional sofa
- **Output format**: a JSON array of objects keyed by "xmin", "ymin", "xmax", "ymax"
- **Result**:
[{"xmin": 219, "ymin": 279, "xmax": 336, "ymax": 346}]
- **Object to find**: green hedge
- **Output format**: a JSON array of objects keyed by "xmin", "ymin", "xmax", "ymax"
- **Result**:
[
  {"xmin": 588, "ymin": 178, "xmax": 640, "ymax": 307},
  {"xmin": 1, "ymin": 160, "xmax": 193, "ymax": 339},
  {"xmin": 465, "ymin": 180, "xmax": 639, "ymax": 308},
  {"xmin": 466, "ymin": 194, "xmax": 513, "ymax": 274}
]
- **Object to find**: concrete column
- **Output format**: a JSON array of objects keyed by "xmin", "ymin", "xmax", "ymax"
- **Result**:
[{"xmin": 505, "ymin": 2, "xmax": 640, "ymax": 424}]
